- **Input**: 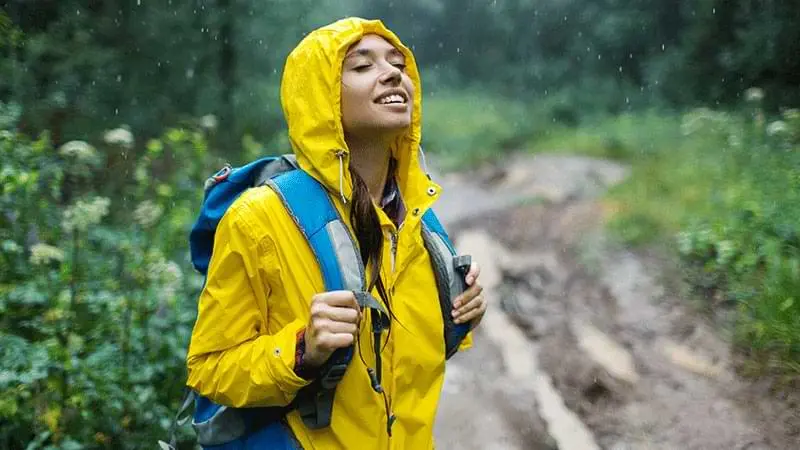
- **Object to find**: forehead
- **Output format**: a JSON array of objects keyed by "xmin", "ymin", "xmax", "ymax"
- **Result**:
[{"xmin": 346, "ymin": 34, "xmax": 403, "ymax": 57}]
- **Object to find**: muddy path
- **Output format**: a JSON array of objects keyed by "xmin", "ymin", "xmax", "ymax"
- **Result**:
[{"xmin": 431, "ymin": 154, "xmax": 798, "ymax": 450}]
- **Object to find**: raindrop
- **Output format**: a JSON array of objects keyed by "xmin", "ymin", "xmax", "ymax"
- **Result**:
[
  {"xmin": 712, "ymin": 7, "xmax": 716, "ymax": 14},
  {"xmin": 137, "ymin": 0, "xmax": 141, "ymax": 5},
  {"xmin": 77, "ymin": 9, "xmax": 80, "ymax": 15},
  {"xmin": 619, "ymin": 66, "xmax": 623, "ymax": 73},
  {"xmin": 625, "ymin": 97, "xmax": 630, "ymax": 104},
  {"xmin": 115, "ymin": 108, "xmax": 119, "ymax": 115},
  {"xmin": 456, "ymin": 47, "xmax": 461, "ymax": 54},
  {"xmin": 597, "ymin": 54, "xmax": 602, "ymax": 60},
  {"xmin": 117, "ymin": 74, "xmax": 122, "ymax": 82},
  {"xmin": 661, "ymin": 44, "xmax": 665, "ymax": 51}
]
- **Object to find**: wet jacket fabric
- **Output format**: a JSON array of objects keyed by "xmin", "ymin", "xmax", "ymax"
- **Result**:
[{"xmin": 185, "ymin": 17, "xmax": 472, "ymax": 450}]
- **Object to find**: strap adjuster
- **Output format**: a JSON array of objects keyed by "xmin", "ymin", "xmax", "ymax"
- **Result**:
[{"xmin": 320, "ymin": 363, "xmax": 347, "ymax": 389}]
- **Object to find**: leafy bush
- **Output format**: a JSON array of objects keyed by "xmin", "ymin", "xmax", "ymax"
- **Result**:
[
  {"xmin": 0, "ymin": 102, "xmax": 224, "ymax": 449},
  {"xmin": 604, "ymin": 97, "xmax": 800, "ymax": 376}
]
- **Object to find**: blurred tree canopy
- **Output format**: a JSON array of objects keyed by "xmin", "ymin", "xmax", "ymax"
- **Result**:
[{"xmin": 1, "ymin": 0, "xmax": 798, "ymax": 151}]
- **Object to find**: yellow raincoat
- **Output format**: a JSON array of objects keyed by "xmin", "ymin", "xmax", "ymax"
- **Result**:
[{"xmin": 186, "ymin": 17, "xmax": 472, "ymax": 449}]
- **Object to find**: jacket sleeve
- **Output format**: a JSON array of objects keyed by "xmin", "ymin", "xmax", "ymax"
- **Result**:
[{"xmin": 186, "ymin": 203, "xmax": 311, "ymax": 408}]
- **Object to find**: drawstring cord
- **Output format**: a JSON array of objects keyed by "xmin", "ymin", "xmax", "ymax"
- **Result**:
[
  {"xmin": 356, "ymin": 306, "xmax": 396, "ymax": 437},
  {"xmin": 335, "ymin": 150, "xmax": 347, "ymax": 204},
  {"xmin": 418, "ymin": 144, "xmax": 432, "ymax": 180}
]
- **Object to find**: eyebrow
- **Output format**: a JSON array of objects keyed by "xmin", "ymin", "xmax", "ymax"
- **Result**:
[{"xmin": 345, "ymin": 47, "xmax": 404, "ymax": 60}]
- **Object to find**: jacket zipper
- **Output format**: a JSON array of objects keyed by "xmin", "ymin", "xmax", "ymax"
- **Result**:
[{"xmin": 389, "ymin": 230, "xmax": 398, "ymax": 274}]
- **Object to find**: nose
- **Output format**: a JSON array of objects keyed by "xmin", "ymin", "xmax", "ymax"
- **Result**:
[{"xmin": 380, "ymin": 65, "xmax": 402, "ymax": 85}]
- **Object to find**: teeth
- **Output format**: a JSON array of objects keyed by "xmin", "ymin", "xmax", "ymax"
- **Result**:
[{"xmin": 379, "ymin": 94, "xmax": 405, "ymax": 104}]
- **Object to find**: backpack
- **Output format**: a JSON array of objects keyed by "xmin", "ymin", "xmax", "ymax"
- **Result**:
[{"xmin": 160, "ymin": 154, "xmax": 471, "ymax": 449}]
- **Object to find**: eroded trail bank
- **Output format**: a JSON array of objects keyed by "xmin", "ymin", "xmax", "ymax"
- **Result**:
[{"xmin": 432, "ymin": 154, "xmax": 798, "ymax": 450}]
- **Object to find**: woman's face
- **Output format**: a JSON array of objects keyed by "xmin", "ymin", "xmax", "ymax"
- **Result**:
[{"xmin": 341, "ymin": 35, "xmax": 415, "ymax": 138}]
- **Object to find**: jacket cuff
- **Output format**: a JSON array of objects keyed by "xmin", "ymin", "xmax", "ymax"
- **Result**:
[
  {"xmin": 294, "ymin": 328, "xmax": 321, "ymax": 380},
  {"xmin": 266, "ymin": 319, "xmax": 314, "ymax": 397}
]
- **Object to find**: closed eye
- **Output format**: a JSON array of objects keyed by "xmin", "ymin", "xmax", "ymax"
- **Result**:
[
  {"xmin": 353, "ymin": 64, "xmax": 372, "ymax": 72},
  {"xmin": 392, "ymin": 63, "xmax": 407, "ymax": 71}
]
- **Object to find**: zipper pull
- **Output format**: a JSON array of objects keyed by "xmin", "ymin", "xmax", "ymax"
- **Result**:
[
  {"xmin": 390, "ymin": 231, "xmax": 398, "ymax": 274},
  {"xmin": 387, "ymin": 413, "xmax": 396, "ymax": 437}
]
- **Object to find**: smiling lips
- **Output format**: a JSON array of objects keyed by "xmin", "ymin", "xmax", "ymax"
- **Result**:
[{"xmin": 375, "ymin": 90, "xmax": 408, "ymax": 107}]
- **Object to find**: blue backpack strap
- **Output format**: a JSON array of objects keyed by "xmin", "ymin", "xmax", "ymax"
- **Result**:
[
  {"xmin": 267, "ymin": 169, "xmax": 374, "ymax": 430},
  {"xmin": 421, "ymin": 209, "xmax": 472, "ymax": 359}
]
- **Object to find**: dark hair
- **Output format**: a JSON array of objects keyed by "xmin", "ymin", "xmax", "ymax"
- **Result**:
[{"xmin": 348, "ymin": 166, "xmax": 391, "ymax": 305}]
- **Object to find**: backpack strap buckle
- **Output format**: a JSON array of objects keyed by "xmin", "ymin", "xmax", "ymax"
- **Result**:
[{"xmin": 319, "ymin": 362, "xmax": 348, "ymax": 389}]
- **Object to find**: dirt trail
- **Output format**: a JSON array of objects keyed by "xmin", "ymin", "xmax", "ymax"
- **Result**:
[{"xmin": 432, "ymin": 154, "xmax": 798, "ymax": 450}]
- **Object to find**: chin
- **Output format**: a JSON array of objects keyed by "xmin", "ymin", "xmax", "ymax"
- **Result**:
[{"xmin": 377, "ymin": 116, "xmax": 412, "ymax": 131}]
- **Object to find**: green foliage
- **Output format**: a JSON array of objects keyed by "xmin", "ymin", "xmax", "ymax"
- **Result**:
[
  {"xmin": 526, "ymin": 110, "xmax": 682, "ymax": 161},
  {"xmin": 421, "ymin": 90, "xmax": 539, "ymax": 170},
  {"xmin": 601, "ymin": 99, "xmax": 800, "ymax": 375},
  {"xmin": 0, "ymin": 102, "xmax": 222, "ymax": 449}
]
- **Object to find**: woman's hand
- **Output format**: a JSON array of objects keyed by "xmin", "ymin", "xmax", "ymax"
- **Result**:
[
  {"xmin": 304, "ymin": 291, "xmax": 362, "ymax": 368},
  {"xmin": 452, "ymin": 262, "xmax": 487, "ymax": 330}
]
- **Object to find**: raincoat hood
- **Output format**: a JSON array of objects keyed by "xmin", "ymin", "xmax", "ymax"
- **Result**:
[{"xmin": 280, "ymin": 17, "xmax": 433, "ymax": 208}]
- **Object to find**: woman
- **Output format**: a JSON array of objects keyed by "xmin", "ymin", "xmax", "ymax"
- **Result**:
[{"xmin": 186, "ymin": 17, "xmax": 487, "ymax": 449}]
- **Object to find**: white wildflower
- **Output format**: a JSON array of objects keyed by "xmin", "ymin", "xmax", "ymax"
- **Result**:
[
  {"xmin": 677, "ymin": 231, "xmax": 694, "ymax": 256},
  {"xmin": 133, "ymin": 200, "xmax": 164, "ymax": 228},
  {"xmin": 62, "ymin": 197, "xmax": 111, "ymax": 233},
  {"xmin": 728, "ymin": 131, "xmax": 742, "ymax": 148},
  {"xmin": 744, "ymin": 87, "xmax": 764, "ymax": 103},
  {"xmin": 29, "ymin": 243, "xmax": 65, "ymax": 266},
  {"xmin": 766, "ymin": 120, "xmax": 788, "ymax": 136},
  {"xmin": 146, "ymin": 252, "xmax": 183, "ymax": 295},
  {"xmin": 715, "ymin": 240, "xmax": 736, "ymax": 266},
  {"xmin": 59, "ymin": 140, "xmax": 97, "ymax": 161},
  {"xmin": 103, "ymin": 127, "xmax": 134, "ymax": 148},
  {"xmin": 200, "ymin": 115, "xmax": 218, "ymax": 130},
  {"xmin": 782, "ymin": 108, "xmax": 799, "ymax": 121},
  {"xmin": 163, "ymin": 261, "xmax": 183, "ymax": 288}
]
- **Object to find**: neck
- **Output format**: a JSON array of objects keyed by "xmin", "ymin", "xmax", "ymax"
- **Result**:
[{"xmin": 346, "ymin": 134, "xmax": 393, "ymax": 204}]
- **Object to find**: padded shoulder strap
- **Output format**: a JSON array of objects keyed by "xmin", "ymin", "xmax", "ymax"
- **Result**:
[
  {"xmin": 267, "ymin": 169, "xmax": 365, "ymax": 429},
  {"xmin": 268, "ymin": 169, "xmax": 364, "ymax": 293},
  {"xmin": 421, "ymin": 209, "xmax": 472, "ymax": 359}
]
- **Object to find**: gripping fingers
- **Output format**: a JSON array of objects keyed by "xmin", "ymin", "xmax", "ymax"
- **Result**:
[
  {"xmin": 453, "ymin": 293, "xmax": 486, "ymax": 324},
  {"xmin": 466, "ymin": 262, "xmax": 481, "ymax": 285},
  {"xmin": 453, "ymin": 283, "xmax": 484, "ymax": 309},
  {"xmin": 316, "ymin": 318, "xmax": 358, "ymax": 335},
  {"xmin": 316, "ymin": 332, "xmax": 356, "ymax": 352}
]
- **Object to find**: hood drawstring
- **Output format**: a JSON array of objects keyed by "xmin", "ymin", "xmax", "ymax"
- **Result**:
[
  {"xmin": 335, "ymin": 150, "xmax": 348, "ymax": 204},
  {"xmin": 418, "ymin": 145, "xmax": 432, "ymax": 180}
]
